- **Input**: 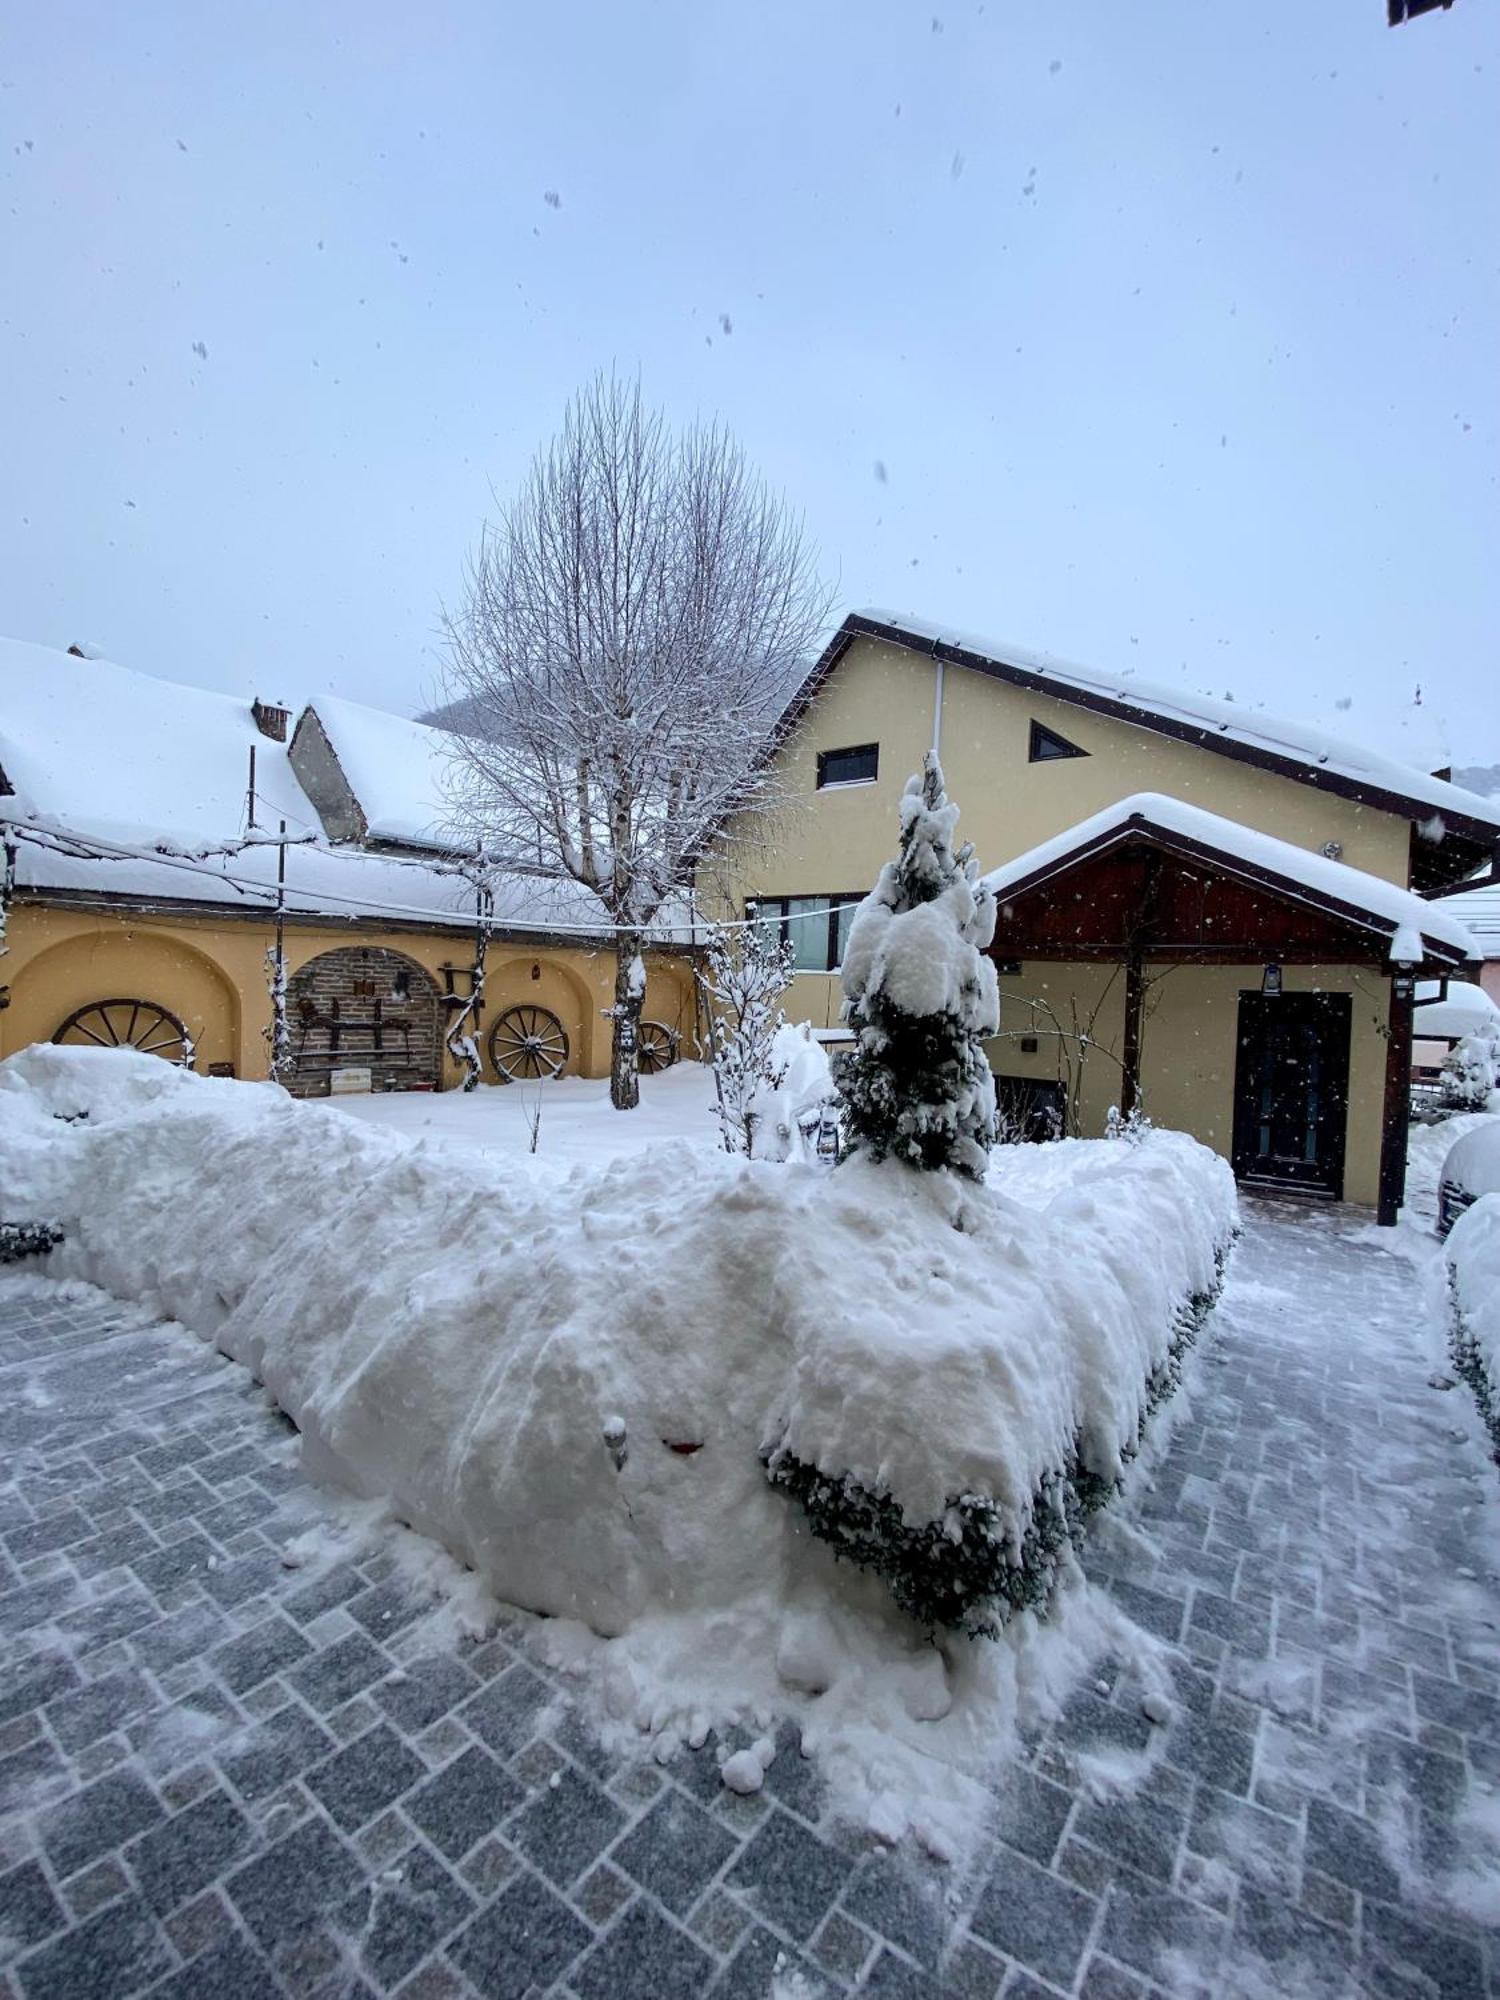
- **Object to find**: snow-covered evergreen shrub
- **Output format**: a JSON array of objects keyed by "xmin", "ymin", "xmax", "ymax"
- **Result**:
[
  {"xmin": 1439, "ymin": 1033, "xmax": 1498, "ymax": 1114},
  {"xmin": 764, "ymin": 1257, "xmax": 1227, "ymax": 1635},
  {"xmin": 704, "ymin": 911, "xmax": 796, "ymax": 1157},
  {"xmin": 834, "ymin": 754, "xmax": 999, "ymax": 1180},
  {"xmin": 0, "ymin": 1220, "xmax": 63, "ymax": 1263}
]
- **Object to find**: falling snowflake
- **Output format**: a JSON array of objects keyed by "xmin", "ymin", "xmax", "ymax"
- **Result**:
[
  {"xmin": 543, "ymin": 189, "xmax": 562, "ymax": 209},
  {"xmin": 191, "ymin": 341, "xmax": 208, "ymax": 361},
  {"xmin": 719, "ymin": 313, "xmax": 732, "ymax": 335},
  {"xmin": 873, "ymin": 461, "xmax": 888, "ymax": 485},
  {"xmin": 950, "ymin": 151, "xmax": 965, "ymax": 181}
]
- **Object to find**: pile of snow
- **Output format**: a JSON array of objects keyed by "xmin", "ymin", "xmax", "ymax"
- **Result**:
[
  {"xmin": 0, "ymin": 1044, "xmax": 1235, "ymax": 1847},
  {"xmin": 1416, "ymin": 980, "xmax": 1500, "ymax": 1044},
  {"xmin": 1447, "ymin": 1194, "xmax": 1500, "ymax": 1459}
]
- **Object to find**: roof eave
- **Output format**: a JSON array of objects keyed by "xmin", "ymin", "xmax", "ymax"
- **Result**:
[{"xmin": 989, "ymin": 812, "xmax": 1475, "ymax": 972}]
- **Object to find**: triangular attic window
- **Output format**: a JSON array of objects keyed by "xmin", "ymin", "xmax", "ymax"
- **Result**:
[{"xmin": 1029, "ymin": 719, "xmax": 1089, "ymax": 764}]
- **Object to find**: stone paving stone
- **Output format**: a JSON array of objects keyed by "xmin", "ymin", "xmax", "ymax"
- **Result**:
[
  {"xmin": 839, "ymin": 1852, "xmax": 948, "ymax": 1970},
  {"xmin": 854, "ymin": 1949, "xmax": 949, "ymax": 1999},
  {"xmin": 289, "ymin": 1630, "xmax": 391, "ymax": 1712},
  {"xmin": 969, "ymin": 1846, "xmax": 1096, "ymax": 1989},
  {"xmin": 162, "ymin": 1885, "xmax": 239, "ymax": 1959},
  {"xmin": 217, "ymin": 1700, "xmax": 337, "ymax": 1803},
  {"xmin": 460, "ymin": 1663, "xmax": 553, "ymax": 1759},
  {"xmin": 62, "ymin": 1855, "xmax": 130, "ymax": 1918},
  {"xmin": 0, "ymin": 1856, "xmax": 66, "ymax": 1950},
  {"xmin": 1361, "ymin": 1898, "xmax": 1488, "ymax": 2000},
  {"xmin": 1096, "ymin": 1874, "xmax": 1229, "ymax": 1991},
  {"xmin": 10, "ymin": 1890, "xmax": 174, "ymax": 2000},
  {"xmin": 125, "ymin": 1787, "xmax": 254, "ymax": 1914},
  {"xmin": 986, "ymin": 1765, "xmax": 1074, "ymax": 1867},
  {"xmin": 372, "ymin": 1655, "xmax": 481, "ymax": 1735},
  {"xmin": 225, "ymin": 1814, "xmax": 365, "ymax": 1948},
  {"xmin": 151, "ymin": 1933, "xmax": 284, "ymax": 2000},
  {"xmin": 43, "ymin": 1664, "xmax": 158, "ymax": 1751},
  {"xmin": 812, "ymin": 1909, "xmax": 874, "ymax": 1983},
  {"xmin": 212, "ymin": 1612, "xmax": 315, "ymax": 1694},
  {"xmin": 37, "ymin": 1766, "xmax": 164, "ymax": 1879},
  {"xmin": 1071, "ymin": 1794, "xmax": 1186, "ymax": 1886},
  {"xmin": 306, "ymin": 1723, "xmax": 426, "ymax": 1832},
  {"xmin": 447, "ymin": 1867, "xmax": 591, "ymax": 1998},
  {"xmin": 1304, "ymin": 1796, "xmax": 1404, "ymax": 1903},
  {"xmin": 337, "ymin": 1841, "xmax": 474, "ymax": 1988},
  {"xmin": 572, "ymin": 1895, "xmax": 714, "ymax": 2000},
  {"xmin": 609, "ymin": 1785, "xmax": 736, "ymax": 1916},
  {"xmin": 508, "ymin": 1764, "xmax": 627, "ymax": 1889},
  {"xmin": 405, "ymin": 1744, "xmax": 525, "ymax": 1861},
  {"xmin": 0, "ymin": 1652, "xmax": 80, "ymax": 1729},
  {"xmin": 727, "ymin": 1806, "xmax": 853, "ymax": 1943}
]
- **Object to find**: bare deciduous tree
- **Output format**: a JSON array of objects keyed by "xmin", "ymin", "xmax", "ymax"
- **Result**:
[{"xmin": 439, "ymin": 374, "xmax": 829, "ymax": 1109}]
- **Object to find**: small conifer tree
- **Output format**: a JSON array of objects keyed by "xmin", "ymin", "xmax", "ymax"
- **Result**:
[
  {"xmin": 834, "ymin": 753, "xmax": 999, "ymax": 1178},
  {"xmin": 1439, "ymin": 1032, "xmax": 1498, "ymax": 1114},
  {"xmin": 703, "ymin": 907, "xmax": 796, "ymax": 1156}
]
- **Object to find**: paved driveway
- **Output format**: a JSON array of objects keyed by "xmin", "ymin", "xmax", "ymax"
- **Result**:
[{"xmin": 2, "ymin": 1197, "xmax": 1498, "ymax": 2000}]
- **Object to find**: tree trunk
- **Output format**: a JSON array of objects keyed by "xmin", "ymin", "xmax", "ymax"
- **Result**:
[{"xmin": 610, "ymin": 931, "xmax": 644, "ymax": 1110}]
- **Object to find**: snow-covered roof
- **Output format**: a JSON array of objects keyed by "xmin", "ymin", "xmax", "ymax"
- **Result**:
[
  {"xmin": 301, "ymin": 694, "xmax": 467, "ymax": 853},
  {"xmin": 1413, "ymin": 979, "xmax": 1500, "ymax": 1041},
  {"xmin": 810, "ymin": 612, "xmax": 1500, "ymax": 850},
  {"xmin": 1434, "ymin": 883, "xmax": 1500, "ymax": 960},
  {"xmin": 0, "ymin": 635, "xmax": 625, "ymax": 939},
  {"xmin": 0, "ymin": 636, "xmax": 310, "ymax": 849},
  {"xmin": 982, "ymin": 791, "xmax": 1479, "ymax": 966}
]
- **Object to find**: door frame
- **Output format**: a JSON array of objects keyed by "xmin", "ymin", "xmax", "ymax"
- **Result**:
[{"xmin": 1231, "ymin": 990, "xmax": 1352, "ymax": 1199}]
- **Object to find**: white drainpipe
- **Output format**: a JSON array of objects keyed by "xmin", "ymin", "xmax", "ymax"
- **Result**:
[{"xmin": 931, "ymin": 658, "xmax": 945, "ymax": 759}]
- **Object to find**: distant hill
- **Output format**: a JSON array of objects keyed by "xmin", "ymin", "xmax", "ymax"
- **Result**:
[
  {"xmin": 1453, "ymin": 764, "xmax": 1500, "ymax": 801},
  {"xmin": 416, "ymin": 693, "xmax": 490, "ymax": 736}
]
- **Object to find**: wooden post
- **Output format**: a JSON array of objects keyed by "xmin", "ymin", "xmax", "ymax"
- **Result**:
[
  {"xmin": 1120, "ymin": 852, "xmax": 1160, "ymax": 1120},
  {"xmin": 1121, "ymin": 946, "xmax": 1144, "ymax": 1118},
  {"xmin": 1378, "ymin": 970, "xmax": 1415, "ymax": 1226}
]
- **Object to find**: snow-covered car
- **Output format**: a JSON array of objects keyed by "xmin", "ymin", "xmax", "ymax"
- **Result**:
[{"xmin": 1438, "ymin": 1121, "xmax": 1500, "ymax": 1238}]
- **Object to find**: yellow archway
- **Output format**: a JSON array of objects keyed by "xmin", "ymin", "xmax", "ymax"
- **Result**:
[{"xmin": 10, "ymin": 921, "xmax": 241, "ymax": 1074}]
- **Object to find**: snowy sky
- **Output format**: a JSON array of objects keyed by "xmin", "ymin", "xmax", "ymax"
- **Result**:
[{"xmin": 2, "ymin": 1, "xmax": 1496, "ymax": 764}]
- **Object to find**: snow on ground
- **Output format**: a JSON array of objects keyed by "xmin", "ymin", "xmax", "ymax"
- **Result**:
[
  {"xmin": 0, "ymin": 1045, "xmax": 1234, "ymax": 1855},
  {"xmin": 326, "ymin": 1062, "xmax": 723, "ymax": 1178}
]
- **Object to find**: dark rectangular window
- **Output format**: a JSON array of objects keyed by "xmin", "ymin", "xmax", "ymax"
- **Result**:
[
  {"xmin": 816, "ymin": 743, "xmax": 878, "ymax": 788},
  {"xmin": 751, "ymin": 893, "xmax": 865, "ymax": 972}
]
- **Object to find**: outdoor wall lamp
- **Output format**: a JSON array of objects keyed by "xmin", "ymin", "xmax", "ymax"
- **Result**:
[{"xmin": 1261, "ymin": 963, "xmax": 1283, "ymax": 997}]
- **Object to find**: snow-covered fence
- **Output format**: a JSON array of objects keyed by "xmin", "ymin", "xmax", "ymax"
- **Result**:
[
  {"xmin": 0, "ymin": 1046, "xmax": 1236, "ymax": 1643},
  {"xmin": 1447, "ymin": 1194, "xmax": 1500, "ymax": 1464}
]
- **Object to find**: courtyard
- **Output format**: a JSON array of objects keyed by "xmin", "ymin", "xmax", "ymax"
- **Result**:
[{"xmin": 3, "ymin": 1098, "xmax": 1499, "ymax": 2000}]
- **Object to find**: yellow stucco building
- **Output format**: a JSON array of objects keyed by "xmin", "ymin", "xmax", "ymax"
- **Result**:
[
  {"xmin": 722, "ymin": 613, "xmax": 1494, "ymax": 1220},
  {"xmin": 0, "ymin": 640, "xmax": 696, "ymax": 1095}
]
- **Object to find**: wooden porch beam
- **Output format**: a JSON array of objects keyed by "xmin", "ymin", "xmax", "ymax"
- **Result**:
[{"xmin": 1378, "ymin": 973, "xmax": 1415, "ymax": 1227}]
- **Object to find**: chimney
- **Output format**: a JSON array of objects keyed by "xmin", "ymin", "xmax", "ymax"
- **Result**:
[{"xmin": 253, "ymin": 698, "xmax": 290, "ymax": 743}]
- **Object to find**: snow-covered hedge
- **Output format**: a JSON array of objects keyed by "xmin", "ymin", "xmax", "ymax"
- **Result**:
[
  {"xmin": 0, "ymin": 1046, "xmax": 1236, "ymax": 1641},
  {"xmin": 0, "ymin": 1219, "xmax": 63, "ymax": 1264},
  {"xmin": 1447, "ymin": 1193, "xmax": 1500, "ymax": 1463}
]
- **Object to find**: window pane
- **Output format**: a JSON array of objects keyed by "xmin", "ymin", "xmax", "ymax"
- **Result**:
[
  {"xmin": 833, "ymin": 897, "xmax": 859, "ymax": 968},
  {"xmin": 817, "ymin": 743, "xmax": 878, "ymax": 787},
  {"xmin": 787, "ymin": 897, "xmax": 829, "ymax": 971}
]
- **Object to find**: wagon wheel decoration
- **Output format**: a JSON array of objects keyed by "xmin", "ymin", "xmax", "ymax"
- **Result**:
[
  {"xmin": 53, "ymin": 999, "xmax": 192, "ymax": 1064},
  {"xmin": 636, "ymin": 1020, "xmax": 680, "ymax": 1075},
  {"xmin": 487, "ymin": 1005, "xmax": 569, "ymax": 1082}
]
